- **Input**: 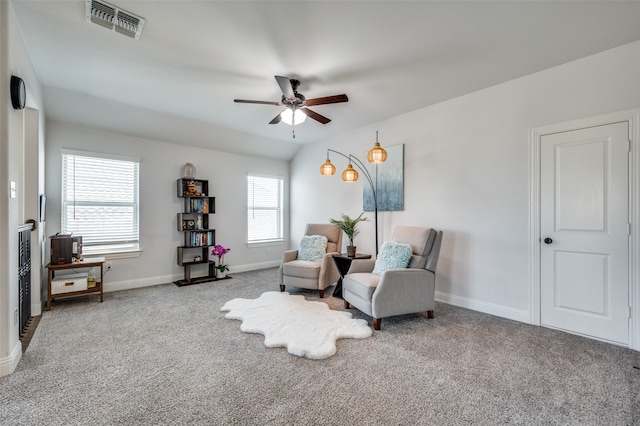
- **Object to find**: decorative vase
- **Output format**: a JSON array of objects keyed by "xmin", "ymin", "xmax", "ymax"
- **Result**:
[
  {"xmin": 216, "ymin": 256, "xmax": 227, "ymax": 278},
  {"xmin": 182, "ymin": 163, "xmax": 196, "ymax": 179},
  {"xmin": 347, "ymin": 246, "xmax": 357, "ymax": 257}
]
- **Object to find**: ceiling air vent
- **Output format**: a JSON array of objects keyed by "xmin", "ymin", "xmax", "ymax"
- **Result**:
[{"xmin": 85, "ymin": 0, "xmax": 145, "ymax": 40}]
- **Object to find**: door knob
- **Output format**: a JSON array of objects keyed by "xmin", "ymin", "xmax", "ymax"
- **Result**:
[{"xmin": 543, "ymin": 237, "xmax": 553, "ymax": 244}]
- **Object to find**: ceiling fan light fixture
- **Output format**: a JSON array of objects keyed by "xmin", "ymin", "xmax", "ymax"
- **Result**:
[
  {"xmin": 280, "ymin": 108, "xmax": 306, "ymax": 125},
  {"xmin": 234, "ymin": 76, "xmax": 348, "ymax": 135}
]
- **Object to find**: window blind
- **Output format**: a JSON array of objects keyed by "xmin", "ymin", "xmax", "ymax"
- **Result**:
[
  {"xmin": 62, "ymin": 151, "xmax": 139, "ymax": 248},
  {"xmin": 247, "ymin": 174, "xmax": 283, "ymax": 243}
]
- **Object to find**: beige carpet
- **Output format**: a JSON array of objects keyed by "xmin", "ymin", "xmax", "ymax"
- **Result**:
[{"xmin": 1, "ymin": 267, "xmax": 639, "ymax": 425}]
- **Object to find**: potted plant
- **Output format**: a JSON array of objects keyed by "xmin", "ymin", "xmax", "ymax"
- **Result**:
[
  {"xmin": 211, "ymin": 244, "xmax": 231, "ymax": 278},
  {"xmin": 330, "ymin": 212, "xmax": 369, "ymax": 257}
]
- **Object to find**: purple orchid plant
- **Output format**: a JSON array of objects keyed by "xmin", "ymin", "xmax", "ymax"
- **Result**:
[{"xmin": 211, "ymin": 244, "xmax": 231, "ymax": 272}]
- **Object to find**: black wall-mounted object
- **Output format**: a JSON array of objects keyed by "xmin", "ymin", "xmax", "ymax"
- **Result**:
[
  {"xmin": 10, "ymin": 75, "xmax": 26, "ymax": 110},
  {"xmin": 40, "ymin": 194, "xmax": 47, "ymax": 222}
]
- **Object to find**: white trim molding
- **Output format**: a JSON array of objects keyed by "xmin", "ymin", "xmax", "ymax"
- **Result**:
[
  {"xmin": 435, "ymin": 291, "xmax": 530, "ymax": 324},
  {"xmin": 529, "ymin": 108, "xmax": 640, "ymax": 351},
  {"xmin": 31, "ymin": 302, "xmax": 42, "ymax": 317},
  {"xmin": 103, "ymin": 261, "xmax": 281, "ymax": 293},
  {"xmin": 0, "ymin": 341, "xmax": 22, "ymax": 378}
]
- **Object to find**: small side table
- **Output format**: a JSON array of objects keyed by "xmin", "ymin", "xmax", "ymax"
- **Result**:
[
  {"xmin": 332, "ymin": 253, "xmax": 372, "ymax": 299},
  {"xmin": 46, "ymin": 257, "xmax": 105, "ymax": 311}
]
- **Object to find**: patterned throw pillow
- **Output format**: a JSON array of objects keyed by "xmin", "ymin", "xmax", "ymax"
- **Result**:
[
  {"xmin": 372, "ymin": 241, "xmax": 413, "ymax": 275},
  {"xmin": 297, "ymin": 235, "xmax": 328, "ymax": 262}
]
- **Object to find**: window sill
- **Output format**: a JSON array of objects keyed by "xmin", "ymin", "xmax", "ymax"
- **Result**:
[
  {"xmin": 83, "ymin": 244, "xmax": 141, "ymax": 260},
  {"xmin": 247, "ymin": 240, "xmax": 284, "ymax": 248}
]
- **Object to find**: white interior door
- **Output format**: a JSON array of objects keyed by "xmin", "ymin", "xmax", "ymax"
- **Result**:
[{"xmin": 540, "ymin": 122, "xmax": 629, "ymax": 345}]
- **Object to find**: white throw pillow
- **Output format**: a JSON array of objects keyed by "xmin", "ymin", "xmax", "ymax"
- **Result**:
[
  {"xmin": 372, "ymin": 241, "xmax": 413, "ymax": 275},
  {"xmin": 297, "ymin": 235, "xmax": 328, "ymax": 262}
]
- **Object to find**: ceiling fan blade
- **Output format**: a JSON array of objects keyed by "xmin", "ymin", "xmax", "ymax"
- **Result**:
[
  {"xmin": 275, "ymin": 75, "xmax": 295, "ymax": 100},
  {"xmin": 269, "ymin": 112, "xmax": 283, "ymax": 124},
  {"xmin": 301, "ymin": 108, "xmax": 331, "ymax": 124},
  {"xmin": 305, "ymin": 94, "xmax": 349, "ymax": 106},
  {"xmin": 234, "ymin": 99, "xmax": 281, "ymax": 105}
]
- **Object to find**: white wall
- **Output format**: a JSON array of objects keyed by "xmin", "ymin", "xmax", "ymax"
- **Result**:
[
  {"xmin": 290, "ymin": 39, "xmax": 640, "ymax": 322},
  {"xmin": 44, "ymin": 122, "xmax": 289, "ymax": 291},
  {"xmin": 0, "ymin": 1, "xmax": 46, "ymax": 376}
]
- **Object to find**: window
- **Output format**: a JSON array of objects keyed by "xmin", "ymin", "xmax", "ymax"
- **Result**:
[
  {"xmin": 61, "ymin": 150, "xmax": 140, "ymax": 254},
  {"xmin": 247, "ymin": 174, "xmax": 284, "ymax": 243}
]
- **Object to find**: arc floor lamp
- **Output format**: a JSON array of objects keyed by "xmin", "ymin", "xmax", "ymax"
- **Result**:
[{"xmin": 320, "ymin": 132, "xmax": 387, "ymax": 254}]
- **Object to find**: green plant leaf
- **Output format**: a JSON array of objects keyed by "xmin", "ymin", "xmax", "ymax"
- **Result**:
[{"xmin": 329, "ymin": 212, "xmax": 369, "ymax": 245}]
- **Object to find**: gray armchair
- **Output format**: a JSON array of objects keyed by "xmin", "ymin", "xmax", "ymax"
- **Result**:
[
  {"xmin": 342, "ymin": 226, "xmax": 443, "ymax": 330},
  {"xmin": 278, "ymin": 223, "xmax": 342, "ymax": 298}
]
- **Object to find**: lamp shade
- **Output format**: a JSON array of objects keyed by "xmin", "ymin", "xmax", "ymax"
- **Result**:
[
  {"xmin": 320, "ymin": 159, "xmax": 336, "ymax": 176},
  {"xmin": 341, "ymin": 163, "xmax": 359, "ymax": 182},
  {"xmin": 367, "ymin": 142, "xmax": 387, "ymax": 164},
  {"xmin": 281, "ymin": 108, "xmax": 307, "ymax": 125}
]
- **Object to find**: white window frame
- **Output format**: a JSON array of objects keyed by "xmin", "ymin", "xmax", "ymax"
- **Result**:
[
  {"xmin": 61, "ymin": 149, "xmax": 140, "ymax": 257},
  {"xmin": 247, "ymin": 173, "xmax": 284, "ymax": 244}
]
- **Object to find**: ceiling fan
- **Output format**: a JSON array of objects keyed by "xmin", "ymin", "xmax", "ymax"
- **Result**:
[{"xmin": 234, "ymin": 75, "xmax": 348, "ymax": 138}]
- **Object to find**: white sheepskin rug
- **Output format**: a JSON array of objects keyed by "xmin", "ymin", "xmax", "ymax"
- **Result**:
[{"xmin": 221, "ymin": 291, "xmax": 372, "ymax": 359}]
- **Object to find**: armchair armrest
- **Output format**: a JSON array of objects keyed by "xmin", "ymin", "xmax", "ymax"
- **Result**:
[
  {"xmin": 371, "ymin": 268, "xmax": 435, "ymax": 318},
  {"xmin": 346, "ymin": 258, "xmax": 376, "ymax": 274},
  {"xmin": 282, "ymin": 249, "xmax": 298, "ymax": 263},
  {"xmin": 278, "ymin": 249, "xmax": 298, "ymax": 285},
  {"xmin": 318, "ymin": 251, "xmax": 340, "ymax": 290}
]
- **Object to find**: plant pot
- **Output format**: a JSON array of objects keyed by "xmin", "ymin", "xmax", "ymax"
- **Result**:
[
  {"xmin": 347, "ymin": 246, "xmax": 357, "ymax": 257},
  {"xmin": 217, "ymin": 269, "xmax": 227, "ymax": 279}
]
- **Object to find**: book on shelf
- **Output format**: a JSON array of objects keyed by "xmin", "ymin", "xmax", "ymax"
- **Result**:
[
  {"xmin": 188, "ymin": 198, "xmax": 210, "ymax": 214},
  {"xmin": 187, "ymin": 231, "xmax": 214, "ymax": 247}
]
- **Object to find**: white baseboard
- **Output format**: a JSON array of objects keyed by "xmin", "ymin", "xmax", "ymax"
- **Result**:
[
  {"xmin": 104, "ymin": 273, "xmax": 180, "ymax": 293},
  {"xmin": 435, "ymin": 291, "xmax": 530, "ymax": 324},
  {"xmin": 227, "ymin": 260, "xmax": 280, "ymax": 273},
  {"xmin": 0, "ymin": 341, "xmax": 22, "ymax": 378},
  {"xmin": 31, "ymin": 302, "xmax": 42, "ymax": 317},
  {"xmin": 104, "ymin": 261, "xmax": 281, "ymax": 293}
]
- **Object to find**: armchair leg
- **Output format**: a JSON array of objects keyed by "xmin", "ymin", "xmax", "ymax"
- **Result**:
[
  {"xmin": 427, "ymin": 310, "xmax": 434, "ymax": 319},
  {"xmin": 373, "ymin": 318, "xmax": 381, "ymax": 330},
  {"xmin": 318, "ymin": 290, "xmax": 324, "ymax": 298},
  {"xmin": 343, "ymin": 300, "xmax": 350, "ymax": 309},
  {"xmin": 279, "ymin": 285, "xmax": 285, "ymax": 292}
]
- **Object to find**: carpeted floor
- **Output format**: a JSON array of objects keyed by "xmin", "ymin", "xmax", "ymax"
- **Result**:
[{"xmin": 1, "ymin": 267, "xmax": 639, "ymax": 425}]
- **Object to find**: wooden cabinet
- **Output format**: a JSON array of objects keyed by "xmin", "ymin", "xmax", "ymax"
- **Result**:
[
  {"xmin": 46, "ymin": 257, "xmax": 105, "ymax": 311},
  {"xmin": 175, "ymin": 178, "xmax": 217, "ymax": 286}
]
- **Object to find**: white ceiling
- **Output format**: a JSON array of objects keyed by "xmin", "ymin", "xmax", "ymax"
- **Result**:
[{"xmin": 11, "ymin": 0, "xmax": 640, "ymax": 160}]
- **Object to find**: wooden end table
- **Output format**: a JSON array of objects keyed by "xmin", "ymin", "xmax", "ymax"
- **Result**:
[
  {"xmin": 332, "ymin": 253, "xmax": 372, "ymax": 299},
  {"xmin": 46, "ymin": 257, "xmax": 105, "ymax": 311}
]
